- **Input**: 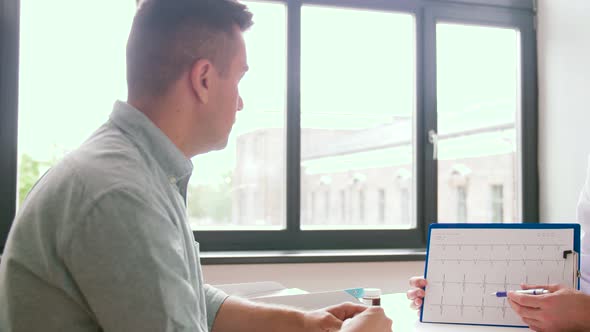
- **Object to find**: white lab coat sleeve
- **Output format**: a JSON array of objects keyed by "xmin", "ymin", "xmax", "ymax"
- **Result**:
[{"xmin": 577, "ymin": 155, "xmax": 590, "ymax": 294}]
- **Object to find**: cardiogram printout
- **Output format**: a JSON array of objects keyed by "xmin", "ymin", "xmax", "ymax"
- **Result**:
[{"xmin": 421, "ymin": 226, "xmax": 577, "ymax": 327}]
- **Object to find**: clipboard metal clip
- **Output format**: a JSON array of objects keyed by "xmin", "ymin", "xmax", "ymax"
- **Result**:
[{"xmin": 563, "ymin": 250, "xmax": 580, "ymax": 290}]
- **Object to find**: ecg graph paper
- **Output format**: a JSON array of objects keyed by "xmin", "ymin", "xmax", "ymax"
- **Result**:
[{"xmin": 422, "ymin": 228, "xmax": 575, "ymax": 327}]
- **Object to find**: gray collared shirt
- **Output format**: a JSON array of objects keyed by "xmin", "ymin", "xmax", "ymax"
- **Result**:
[{"xmin": 0, "ymin": 101, "xmax": 227, "ymax": 332}]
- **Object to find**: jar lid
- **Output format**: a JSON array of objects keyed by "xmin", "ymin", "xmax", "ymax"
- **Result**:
[{"xmin": 363, "ymin": 288, "xmax": 382, "ymax": 297}]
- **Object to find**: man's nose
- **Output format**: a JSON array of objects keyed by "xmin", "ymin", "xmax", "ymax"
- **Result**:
[{"xmin": 237, "ymin": 96, "xmax": 244, "ymax": 111}]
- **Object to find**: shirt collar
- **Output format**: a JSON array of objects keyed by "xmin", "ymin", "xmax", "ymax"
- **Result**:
[{"xmin": 109, "ymin": 100, "xmax": 193, "ymax": 184}]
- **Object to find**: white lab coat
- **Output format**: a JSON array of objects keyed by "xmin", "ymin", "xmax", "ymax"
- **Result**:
[{"xmin": 577, "ymin": 156, "xmax": 590, "ymax": 294}]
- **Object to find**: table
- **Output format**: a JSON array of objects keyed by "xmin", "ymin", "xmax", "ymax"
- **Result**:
[
  {"xmin": 216, "ymin": 282, "xmax": 533, "ymax": 331},
  {"xmin": 382, "ymin": 293, "xmax": 532, "ymax": 331}
]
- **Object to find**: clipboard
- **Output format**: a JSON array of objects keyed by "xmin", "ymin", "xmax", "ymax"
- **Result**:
[{"xmin": 420, "ymin": 223, "xmax": 581, "ymax": 328}]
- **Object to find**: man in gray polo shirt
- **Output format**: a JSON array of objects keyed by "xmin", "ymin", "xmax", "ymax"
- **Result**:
[{"xmin": 0, "ymin": 1, "xmax": 392, "ymax": 331}]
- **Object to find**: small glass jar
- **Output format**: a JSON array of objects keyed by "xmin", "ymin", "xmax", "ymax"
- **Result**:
[{"xmin": 361, "ymin": 288, "xmax": 382, "ymax": 306}]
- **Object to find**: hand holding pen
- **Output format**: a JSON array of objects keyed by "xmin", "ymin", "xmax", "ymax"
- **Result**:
[
  {"xmin": 505, "ymin": 284, "xmax": 590, "ymax": 332},
  {"xmin": 490, "ymin": 288, "xmax": 549, "ymax": 297}
]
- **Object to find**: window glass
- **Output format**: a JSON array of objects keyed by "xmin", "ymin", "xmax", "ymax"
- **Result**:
[
  {"xmin": 436, "ymin": 23, "xmax": 521, "ymax": 224},
  {"xmin": 301, "ymin": 5, "xmax": 417, "ymax": 230},
  {"xmin": 18, "ymin": 0, "xmax": 135, "ymax": 205},
  {"xmin": 189, "ymin": 1, "xmax": 287, "ymax": 230}
]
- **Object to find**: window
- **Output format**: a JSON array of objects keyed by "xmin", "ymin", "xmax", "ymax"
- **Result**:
[
  {"xmin": 300, "ymin": 6, "xmax": 416, "ymax": 230},
  {"xmin": 191, "ymin": 2, "xmax": 287, "ymax": 230},
  {"xmin": 491, "ymin": 184, "xmax": 504, "ymax": 223},
  {"xmin": 16, "ymin": 0, "xmax": 136, "ymax": 209},
  {"xmin": 2, "ymin": 0, "xmax": 537, "ymax": 254},
  {"xmin": 435, "ymin": 22, "xmax": 521, "ymax": 224}
]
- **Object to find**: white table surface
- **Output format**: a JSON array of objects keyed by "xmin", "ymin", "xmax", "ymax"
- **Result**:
[{"xmin": 382, "ymin": 293, "xmax": 532, "ymax": 332}]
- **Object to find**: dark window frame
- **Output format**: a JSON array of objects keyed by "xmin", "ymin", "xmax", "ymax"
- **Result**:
[
  {"xmin": 0, "ymin": 0, "xmax": 537, "ymax": 255},
  {"xmin": 0, "ymin": 0, "xmax": 20, "ymax": 254},
  {"xmin": 422, "ymin": 1, "xmax": 538, "ymax": 238}
]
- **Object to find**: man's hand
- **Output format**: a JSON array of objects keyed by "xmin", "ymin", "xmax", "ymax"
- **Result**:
[
  {"xmin": 407, "ymin": 276, "xmax": 427, "ymax": 311},
  {"xmin": 340, "ymin": 306, "xmax": 392, "ymax": 332},
  {"xmin": 508, "ymin": 284, "xmax": 590, "ymax": 332},
  {"xmin": 303, "ymin": 302, "xmax": 368, "ymax": 332}
]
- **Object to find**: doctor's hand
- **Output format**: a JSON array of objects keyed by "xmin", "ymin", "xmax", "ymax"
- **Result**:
[
  {"xmin": 407, "ymin": 276, "xmax": 427, "ymax": 311},
  {"xmin": 340, "ymin": 306, "xmax": 393, "ymax": 332},
  {"xmin": 507, "ymin": 283, "xmax": 590, "ymax": 332}
]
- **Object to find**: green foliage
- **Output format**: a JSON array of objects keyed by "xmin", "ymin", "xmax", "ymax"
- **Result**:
[
  {"xmin": 18, "ymin": 154, "xmax": 46, "ymax": 205},
  {"xmin": 187, "ymin": 172, "xmax": 233, "ymax": 224}
]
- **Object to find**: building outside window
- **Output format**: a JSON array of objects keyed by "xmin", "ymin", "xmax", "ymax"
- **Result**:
[
  {"xmin": 401, "ymin": 188, "xmax": 410, "ymax": 225},
  {"xmin": 310, "ymin": 192, "xmax": 315, "ymax": 224},
  {"xmin": 324, "ymin": 190, "xmax": 330, "ymax": 222},
  {"xmin": 359, "ymin": 189, "xmax": 365, "ymax": 222},
  {"xmin": 491, "ymin": 184, "xmax": 504, "ymax": 223},
  {"xmin": 457, "ymin": 186, "xmax": 467, "ymax": 222},
  {"xmin": 340, "ymin": 189, "xmax": 346, "ymax": 223},
  {"xmin": 378, "ymin": 189, "xmax": 386, "ymax": 223}
]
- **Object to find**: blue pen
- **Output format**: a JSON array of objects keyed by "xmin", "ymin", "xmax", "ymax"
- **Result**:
[{"xmin": 490, "ymin": 288, "xmax": 549, "ymax": 297}]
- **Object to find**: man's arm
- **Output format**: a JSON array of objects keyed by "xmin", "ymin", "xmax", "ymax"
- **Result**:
[{"xmin": 211, "ymin": 297, "xmax": 369, "ymax": 332}]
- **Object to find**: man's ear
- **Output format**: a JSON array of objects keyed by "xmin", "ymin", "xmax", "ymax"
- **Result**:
[{"xmin": 190, "ymin": 59, "xmax": 213, "ymax": 104}]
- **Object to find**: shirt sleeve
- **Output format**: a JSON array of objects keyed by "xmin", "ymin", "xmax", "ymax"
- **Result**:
[
  {"xmin": 63, "ymin": 187, "xmax": 207, "ymax": 332},
  {"xmin": 204, "ymin": 284, "xmax": 228, "ymax": 331}
]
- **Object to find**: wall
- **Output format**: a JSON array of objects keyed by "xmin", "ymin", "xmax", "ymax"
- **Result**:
[
  {"xmin": 204, "ymin": 261, "xmax": 424, "ymax": 294},
  {"xmin": 538, "ymin": 0, "xmax": 590, "ymax": 222}
]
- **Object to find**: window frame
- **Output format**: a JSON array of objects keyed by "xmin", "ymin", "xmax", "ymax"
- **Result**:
[
  {"xmin": 0, "ymin": 0, "xmax": 19, "ymax": 254},
  {"xmin": 0, "ymin": 0, "xmax": 537, "ymax": 256},
  {"xmin": 423, "ymin": 1, "xmax": 538, "ymax": 239}
]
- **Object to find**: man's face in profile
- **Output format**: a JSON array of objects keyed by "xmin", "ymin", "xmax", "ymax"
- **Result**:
[{"xmin": 207, "ymin": 28, "xmax": 248, "ymax": 151}]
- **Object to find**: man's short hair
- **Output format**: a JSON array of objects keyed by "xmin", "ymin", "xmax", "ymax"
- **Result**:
[{"xmin": 127, "ymin": 0, "xmax": 253, "ymax": 98}]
